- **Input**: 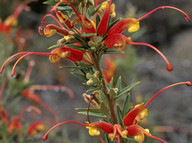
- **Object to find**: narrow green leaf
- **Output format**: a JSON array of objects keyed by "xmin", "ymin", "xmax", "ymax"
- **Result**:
[
  {"xmin": 105, "ymin": 133, "xmax": 113, "ymax": 143},
  {"xmin": 71, "ymin": 72, "xmax": 87, "ymax": 81},
  {"xmin": 107, "ymin": 77, "xmax": 114, "ymax": 89},
  {"xmin": 65, "ymin": 44, "xmax": 87, "ymax": 51},
  {"xmin": 89, "ymin": 4, "xmax": 102, "ymax": 16},
  {"xmin": 115, "ymin": 82, "xmax": 140, "ymax": 99},
  {"xmin": 48, "ymin": 44, "xmax": 60, "ymax": 49},
  {"xmin": 116, "ymin": 104, "xmax": 123, "ymax": 126},
  {"xmin": 122, "ymin": 93, "xmax": 131, "ymax": 116},
  {"xmin": 107, "ymin": 17, "xmax": 122, "ymax": 31},
  {"xmin": 79, "ymin": 33, "xmax": 96, "ymax": 37},
  {"xmin": 73, "ymin": 35, "xmax": 89, "ymax": 49},
  {"xmin": 96, "ymin": 14, "xmax": 100, "ymax": 28},
  {"xmin": 104, "ymin": 49, "xmax": 125, "ymax": 54},
  {"xmin": 57, "ymin": 6, "xmax": 72, "ymax": 11},
  {"xmin": 78, "ymin": 111, "xmax": 107, "ymax": 118},
  {"xmin": 75, "ymin": 108, "xmax": 101, "ymax": 113},
  {"xmin": 59, "ymin": 66, "xmax": 81, "ymax": 69},
  {"xmin": 115, "ymin": 76, "xmax": 122, "ymax": 91},
  {"xmin": 86, "ymin": 87, "xmax": 100, "ymax": 92}
]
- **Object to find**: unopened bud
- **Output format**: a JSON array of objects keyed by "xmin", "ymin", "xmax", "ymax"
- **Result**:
[
  {"xmin": 86, "ymin": 78, "xmax": 94, "ymax": 86},
  {"xmin": 86, "ymin": 73, "xmax": 92, "ymax": 79},
  {"xmin": 88, "ymin": 41, "xmax": 95, "ymax": 47},
  {"xmin": 93, "ymin": 71, "xmax": 99, "ymax": 78}
]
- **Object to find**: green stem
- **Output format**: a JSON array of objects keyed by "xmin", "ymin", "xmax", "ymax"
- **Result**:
[{"xmin": 92, "ymin": 53, "xmax": 118, "ymax": 124}]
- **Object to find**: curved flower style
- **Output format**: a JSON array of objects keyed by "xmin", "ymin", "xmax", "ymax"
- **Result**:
[
  {"xmin": 0, "ymin": 47, "xmax": 88, "ymax": 76},
  {"xmin": 42, "ymin": 81, "xmax": 191, "ymax": 143}
]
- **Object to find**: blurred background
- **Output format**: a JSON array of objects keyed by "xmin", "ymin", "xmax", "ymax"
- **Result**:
[{"xmin": 0, "ymin": 0, "xmax": 192, "ymax": 142}]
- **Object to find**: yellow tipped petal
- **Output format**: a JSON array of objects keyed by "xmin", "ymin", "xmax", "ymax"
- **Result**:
[
  {"xmin": 110, "ymin": 4, "xmax": 116, "ymax": 18},
  {"xmin": 88, "ymin": 128, "xmax": 100, "ymax": 136},
  {"xmin": 128, "ymin": 19, "xmax": 140, "ymax": 33}
]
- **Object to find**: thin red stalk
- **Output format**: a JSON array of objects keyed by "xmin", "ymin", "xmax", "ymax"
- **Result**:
[
  {"xmin": 0, "ymin": 52, "xmax": 56, "ymax": 74},
  {"xmin": 42, "ymin": 121, "xmax": 89, "ymax": 140},
  {"xmin": 117, "ymin": 135, "xmax": 120, "ymax": 143},
  {"xmin": 0, "ymin": 52, "xmax": 28, "ymax": 74},
  {"xmin": 127, "ymin": 42, "xmax": 173, "ymax": 71},
  {"xmin": 41, "ymin": 14, "xmax": 65, "ymax": 29},
  {"xmin": 137, "ymin": 6, "xmax": 190, "ymax": 22},
  {"xmin": 29, "ymin": 85, "xmax": 74, "ymax": 99},
  {"xmin": 11, "ymin": 53, "xmax": 31, "ymax": 76},
  {"xmin": 145, "ymin": 134, "xmax": 167, "ymax": 143},
  {"xmin": 87, "ymin": 95, "xmax": 94, "ymax": 124},
  {"xmin": 17, "ymin": 106, "xmax": 41, "ymax": 119},
  {"xmin": 94, "ymin": 0, "xmax": 98, "ymax": 6},
  {"xmin": 12, "ymin": 2, "xmax": 28, "ymax": 18},
  {"xmin": 98, "ymin": 135, "xmax": 105, "ymax": 143},
  {"xmin": 143, "ymin": 81, "xmax": 191, "ymax": 108},
  {"xmin": 38, "ymin": 26, "xmax": 47, "ymax": 36},
  {"xmin": 109, "ymin": 0, "xmax": 112, "ymax": 5}
]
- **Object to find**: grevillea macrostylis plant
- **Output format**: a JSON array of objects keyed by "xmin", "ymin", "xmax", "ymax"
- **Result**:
[{"xmin": 1, "ymin": 0, "xmax": 191, "ymax": 143}]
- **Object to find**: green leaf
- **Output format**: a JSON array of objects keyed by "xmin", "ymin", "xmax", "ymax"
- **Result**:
[
  {"xmin": 78, "ymin": 111, "xmax": 107, "ymax": 118},
  {"xmin": 73, "ymin": 34, "xmax": 90, "ymax": 49},
  {"xmin": 65, "ymin": 44, "xmax": 87, "ymax": 51},
  {"xmin": 104, "ymin": 49, "xmax": 125, "ymax": 54},
  {"xmin": 115, "ymin": 82, "xmax": 140, "ymax": 99},
  {"xmin": 79, "ymin": 33, "xmax": 96, "ymax": 37},
  {"xmin": 44, "ymin": 0, "xmax": 59, "ymax": 5},
  {"xmin": 57, "ymin": 6, "xmax": 73, "ymax": 11},
  {"xmin": 107, "ymin": 17, "xmax": 122, "ymax": 31},
  {"xmin": 71, "ymin": 72, "xmax": 87, "ymax": 81},
  {"xmin": 89, "ymin": 4, "xmax": 102, "ymax": 16},
  {"xmin": 105, "ymin": 133, "xmax": 113, "ymax": 143},
  {"xmin": 96, "ymin": 14, "xmax": 101, "ymax": 28},
  {"xmin": 115, "ymin": 76, "xmax": 122, "ymax": 91},
  {"xmin": 122, "ymin": 93, "xmax": 131, "ymax": 116},
  {"xmin": 116, "ymin": 104, "xmax": 123, "ymax": 126},
  {"xmin": 107, "ymin": 77, "xmax": 114, "ymax": 89},
  {"xmin": 86, "ymin": 87, "xmax": 100, "ymax": 92},
  {"xmin": 48, "ymin": 44, "xmax": 60, "ymax": 49},
  {"xmin": 75, "ymin": 108, "xmax": 101, "ymax": 113}
]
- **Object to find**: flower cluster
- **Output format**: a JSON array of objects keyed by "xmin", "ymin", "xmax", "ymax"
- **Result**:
[{"xmin": 0, "ymin": 0, "xmax": 191, "ymax": 143}]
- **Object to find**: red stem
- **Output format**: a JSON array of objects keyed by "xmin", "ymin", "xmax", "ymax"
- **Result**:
[
  {"xmin": 143, "ymin": 81, "xmax": 191, "ymax": 108},
  {"xmin": 17, "ymin": 106, "xmax": 41, "ymax": 120},
  {"xmin": 41, "ymin": 14, "xmax": 65, "ymax": 29},
  {"xmin": 43, "ymin": 121, "xmax": 89, "ymax": 140},
  {"xmin": 0, "ymin": 52, "xmax": 56, "ymax": 74},
  {"xmin": 145, "ymin": 133, "xmax": 167, "ymax": 143},
  {"xmin": 137, "ymin": 6, "xmax": 190, "ymax": 22},
  {"xmin": 127, "ymin": 42, "xmax": 173, "ymax": 71}
]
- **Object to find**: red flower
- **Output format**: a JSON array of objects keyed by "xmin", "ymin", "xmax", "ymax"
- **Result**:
[
  {"xmin": 105, "ymin": 5, "xmax": 190, "ymax": 71},
  {"xmin": 0, "ymin": 47, "xmax": 85, "ymax": 76},
  {"xmin": 49, "ymin": 47, "xmax": 84, "ymax": 63},
  {"xmin": 42, "ymin": 81, "xmax": 191, "ymax": 143}
]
